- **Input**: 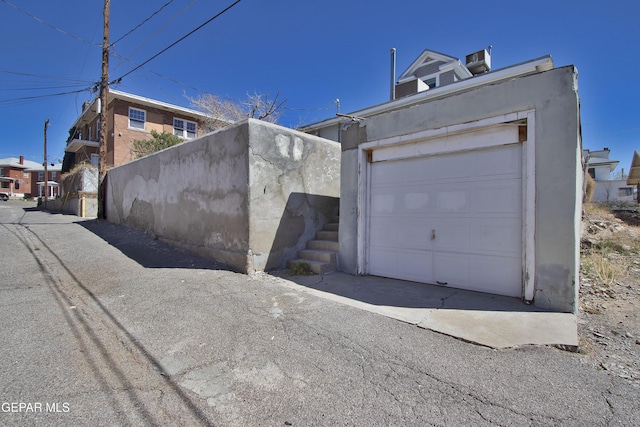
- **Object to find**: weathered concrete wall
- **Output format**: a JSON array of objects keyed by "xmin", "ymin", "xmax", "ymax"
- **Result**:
[
  {"xmin": 106, "ymin": 119, "xmax": 340, "ymax": 274},
  {"xmin": 340, "ymin": 66, "xmax": 581, "ymax": 313},
  {"xmin": 248, "ymin": 120, "xmax": 340, "ymax": 271}
]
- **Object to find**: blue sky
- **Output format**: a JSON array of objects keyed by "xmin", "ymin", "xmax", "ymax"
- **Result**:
[{"xmin": 1, "ymin": 0, "xmax": 638, "ymax": 175}]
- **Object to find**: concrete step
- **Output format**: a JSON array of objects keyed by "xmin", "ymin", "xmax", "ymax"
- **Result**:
[
  {"xmin": 324, "ymin": 222, "xmax": 339, "ymax": 232},
  {"xmin": 317, "ymin": 230, "xmax": 338, "ymax": 241},
  {"xmin": 298, "ymin": 249, "xmax": 336, "ymax": 264},
  {"xmin": 288, "ymin": 259, "xmax": 336, "ymax": 275},
  {"xmin": 307, "ymin": 239, "xmax": 339, "ymax": 252}
]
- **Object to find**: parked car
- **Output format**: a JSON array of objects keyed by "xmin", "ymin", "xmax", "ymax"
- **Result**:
[{"xmin": 0, "ymin": 193, "xmax": 8, "ymax": 201}]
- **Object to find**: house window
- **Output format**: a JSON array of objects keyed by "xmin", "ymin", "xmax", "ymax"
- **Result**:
[
  {"xmin": 91, "ymin": 154, "xmax": 99, "ymax": 166},
  {"xmin": 619, "ymin": 187, "xmax": 633, "ymax": 197},
  {"xmin": 38, "ymin": 172, "xmax": 44, "ymax": 181},
  {"xmin": 51, "ymin": 172, "xmax": 57, "ymax": 181},
  {"xmin": 0, "ymin": 167, "xmax": 3, "ymax": 176},
  {"xmin": 174, "ymin": 118, "xmax": 197, "ymax": 139},
  {"xmin": 129, "ymin": 107, "xmax": 146, "ymax": 130},
  {"xmin": 23, "ymin": 172, "xmax": 28, "ymax": 178},
  {"xmin": 423, "ymin": 77, "xmax": 437, "ymax": 89}
]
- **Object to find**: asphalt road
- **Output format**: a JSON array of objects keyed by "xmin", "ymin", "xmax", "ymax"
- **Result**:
[{"xmin": 1, "ymin": 201, "xmax": 639, "ymax": 426}]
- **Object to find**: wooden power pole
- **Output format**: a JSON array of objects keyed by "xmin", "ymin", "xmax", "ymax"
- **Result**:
[
  {"xmin": 97, "ymin": 0, "xmax": 110, "ymax": 219},
  {"xmin": 43, "ymin": 119, "xmax": 50, "ymax": 204}
]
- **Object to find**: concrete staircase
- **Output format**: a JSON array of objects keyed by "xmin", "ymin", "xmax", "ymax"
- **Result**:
[{"xmin": 288, "ymin": 209, "xmax": 339, "ymax": 274}]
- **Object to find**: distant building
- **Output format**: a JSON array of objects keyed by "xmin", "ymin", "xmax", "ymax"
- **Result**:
[
  {"xmin": 62, "ymin": 89, "xmax": 221, "ymax": 172},
  {"xmin": 584, "ymin": 148, "xmax": 636, "ymax": 202},
  {"xmin": 25, "ymin": 163, "xmax": 63, "ymax": 199},
  {"xmin": 0, "ymin": 156, "xmax": 40, "ymax": 198}
]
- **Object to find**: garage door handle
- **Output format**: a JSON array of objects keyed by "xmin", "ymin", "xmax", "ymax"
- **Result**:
[
  {"xmin": 431, "ymin": 229, "xmax": 436, "ymax": 240},
  {"xmin": 436, "ymin": 281, "xmax": 448, "ymax": 286}
]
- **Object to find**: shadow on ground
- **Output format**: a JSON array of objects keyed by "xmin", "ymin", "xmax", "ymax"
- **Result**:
[
  {"xmin": 273, "ymin": 270, "xmax": 549, "ymax": 313},
  {"xmin": 78, "ymin": 218, "xmax": 229, "ymax": 271}
]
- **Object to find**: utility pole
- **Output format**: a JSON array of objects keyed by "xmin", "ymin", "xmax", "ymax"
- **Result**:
[
  {"xmin": 43, "ymin": 119, "xmax": 50, "ymax": 205},
  {"xmin": 97, "ymin": 0, "xmax": 110, "ymax": 219}
]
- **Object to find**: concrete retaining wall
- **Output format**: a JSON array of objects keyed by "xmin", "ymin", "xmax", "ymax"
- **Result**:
[{"xmin": 105, "ymin": 119, "xmax": 340, "ymax": 274}]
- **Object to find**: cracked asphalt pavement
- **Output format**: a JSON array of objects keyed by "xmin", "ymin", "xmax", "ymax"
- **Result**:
[{"xmin": 1, "ymin": 202, "xmax": 639, "ymax": 426}]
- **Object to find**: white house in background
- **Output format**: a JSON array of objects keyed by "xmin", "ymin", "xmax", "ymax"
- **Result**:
[{"xmin": 584, "ymin": 148, "xmax": 636, "ymax": 202}]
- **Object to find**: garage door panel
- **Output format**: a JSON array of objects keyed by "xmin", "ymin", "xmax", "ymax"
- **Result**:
[
  {"xmin": 433, "ymin": 253, "xmax": 471, "ymax": 286},
  {"xmin": 468, "ymin": 255, "xmax": 522, "ymax": 297},
  {"xmin": 476, "ymin": 144, "xmax": 522, "ymax": 177},
  {"xmin": 372, "ymin": 156, "xmax": 437, "ymax": 184},
  {"xmin": 433, "ymin": 253, "xmax": 521, "ymax": 297},
  {"xmin": 369, "ymin": 248, "xmax": 433, "ymax": 283},
  {"xmin": 370, "ymin": 217, "xmax": 433, "ymax": 251},
  {"xmin": 435, "ymin": 152, "xmax": 474, "ymax": 181},
  {"xmin": 368, "ymin": 140, "xmax": 523, "ymax": 298},
  {"xmin": 434, "ymin": 220, "xmax": 470, "ymax": 252},
  {"xmin": 436, "ymin": 188, "xmax": 470, "ymax": 213},
  {"xmin": 471, "ymin": 218, "xmax": 522, "ymax": 255},
  {"xmin": 474, "ymin": 181, "xmax": 521, "ymax": 214}
]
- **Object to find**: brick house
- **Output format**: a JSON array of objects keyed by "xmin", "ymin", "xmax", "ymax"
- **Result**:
[
  {"xmin": 0, "ymin": 156, "xmax": 40, "ymax": 198},
  {"xmin": 63, "ymin": 89, "xmax": 221, "ymax": 172},
  {"xmin": 25, "ymin": 163, "xmax": 63, "ymax": 199}
]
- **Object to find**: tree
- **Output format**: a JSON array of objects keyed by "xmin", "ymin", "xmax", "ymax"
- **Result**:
[
  {"xmin": 189, "ymin": 91, "xmax": 287, "ymax": 132},
  {"xmin": 131, "ymin": 130, "xmax": 184, "ymax": 159}
]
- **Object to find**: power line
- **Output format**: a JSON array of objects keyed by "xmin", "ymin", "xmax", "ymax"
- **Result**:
[
  {"xmin": 0, "ymin": 84, "xmax": 94, "ymax": 91},
  {"xmin": 110, "ymin": 0, "xmax": 242, "ymax": 84},
  {"xmin": 0, "ymin": 88, "xmax": 93, "ymax": 104},
  {"xmin": 0, "ymin": 0, "xmax": 100, "ymax": 47},
  {"xmin": 110, "ymin": 0, "xmax": 176, "ymax": 46},
  {"xmin": 0, "ymin": 69, "xmax": 95, "ymax": 84},
  {"xmin": 112, "ymin": 0, "xmax": 197, "ymax": 72}
]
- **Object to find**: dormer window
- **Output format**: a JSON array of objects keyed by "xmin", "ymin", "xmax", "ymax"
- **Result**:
[{"xmin": 423, "ymin": 77, "xmax": 437, "ymax": 89}]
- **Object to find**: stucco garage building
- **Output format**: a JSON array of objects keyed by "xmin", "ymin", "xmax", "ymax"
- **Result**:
[{"xmin": 303, "ymin": 54, "xmax": 582, "ymax": 313}]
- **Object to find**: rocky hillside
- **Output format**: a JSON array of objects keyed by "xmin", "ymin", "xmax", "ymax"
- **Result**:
[{"xmin": 578, "ymin": 204, "xmax": 640, "ymax": 387}]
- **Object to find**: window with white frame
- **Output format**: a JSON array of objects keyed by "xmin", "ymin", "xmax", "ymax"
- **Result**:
[
  {"xmin": 38, "ymin": 172, "xmax": 44, "ymax": 181},
  {"xmin": 129, "ymin": 107, "xmax": 146, "ymax": 130},
  {"xmin": 23, "ymin": 171, "xmax": 28, "ymax": 178},
  {"xmin": 173, "ymin": 118, "xmax": 197, "ymax": 139},
  {"xmin": 0, "ymin": 168, "xmax": 3, "ymax": 176},
  {"xmin": 52, "ymin": 171, "xmax": 57, "ymax": 180}
]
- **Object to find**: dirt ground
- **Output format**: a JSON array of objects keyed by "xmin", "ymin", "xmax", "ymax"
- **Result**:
[{"xmin": 577, "ymin": 205, "xmax": 640, "ymax": 388}]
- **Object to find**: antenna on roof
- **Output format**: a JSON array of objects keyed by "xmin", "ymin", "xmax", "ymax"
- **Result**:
[{"xmin": 390, "ymin": 48, "xmax": 397, "ymax": 101}]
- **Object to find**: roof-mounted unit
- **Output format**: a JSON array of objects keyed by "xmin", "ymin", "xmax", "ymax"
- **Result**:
[{"xmin": 466, "ymin": 48, "xmax": 491, "ymax": 75}]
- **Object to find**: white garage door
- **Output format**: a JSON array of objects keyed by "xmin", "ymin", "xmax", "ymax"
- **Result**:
[{"xmin": 368, "ymin": 142, "xmax": 523, "ymax": 297}]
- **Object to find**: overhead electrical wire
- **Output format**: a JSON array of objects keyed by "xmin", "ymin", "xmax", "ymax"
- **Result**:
[
  {"xmin": 0, "ymin": 87, "xmax": 94, "ymax": 104},
  {"xmin": 0, "ymin": 69, "xmax": 95, "ymax": 84},
  {"xmin": 110, "ymin": 0, "xmax": 242, "ymax": 84},
  {"xmin": 112, "ymin": 0, "xmax": 197, "ymax": 72},
  {"xmin": 0, "ymin": 0, "xmax": 100, "ymax": 47},
  {"xmin": 110, "ymin": 0, "xmax": 176, "ymax": 46}
]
